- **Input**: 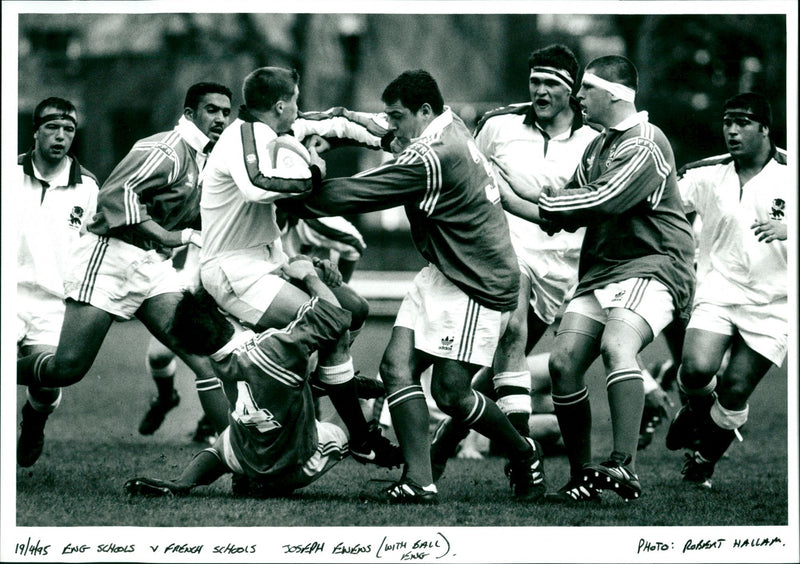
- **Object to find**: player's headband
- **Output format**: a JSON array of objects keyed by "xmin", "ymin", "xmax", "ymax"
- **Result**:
[
  {"xmin": 34, "ymin": 112, "xmax": 77, "ymax": 130},
  {"xmin": 581, "ymin": 72, "xmax": 636, "ymax": 103},
  {"xmin": 530, "ymin": 66, "xmax": 574, "ymax": 91},
  {"xmin": 723, "ymin": 109, "xmax": 767, "ymax": 127}
]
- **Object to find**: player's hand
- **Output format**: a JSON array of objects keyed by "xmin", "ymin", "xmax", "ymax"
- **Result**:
[
  {"xmin": 283, "ymin": 256, "xmax": 318, "ymax": 282},
  {"xmin": 492, "ymin": 158, "xmax": 542, "ymax": 203},
  {"xmin": 313, "ymin": 258, "xmax": 343, "ymax": 288},
  {"xmin": 307, "ymin": 145, "xmax": 327, "ymax": 178},
  {"xmin": 180, "ymin": 228, "xmax": 202, "ymax": 248},
  {"xmin": 304, "ymin": 134, "xmax": 331, "ymax": 154},
  {"xmin": 750, "ymin": 219, "xmax": 787, "ymax": 242}
]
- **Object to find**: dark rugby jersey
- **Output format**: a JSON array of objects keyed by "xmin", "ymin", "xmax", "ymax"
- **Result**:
[{"xmin": 280, "ymin": 109, "xmax": 519, "ymax": 312}]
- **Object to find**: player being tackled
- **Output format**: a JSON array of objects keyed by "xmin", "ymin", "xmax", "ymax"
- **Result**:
[{"xmin": 124, "ymin": 256, "xmax": 401, "ymax": 499}]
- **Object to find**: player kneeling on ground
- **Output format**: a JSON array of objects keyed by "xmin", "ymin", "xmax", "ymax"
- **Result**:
[{"xmin": 125, "ymin": 256, "xmax": 401, "ymax": 498}]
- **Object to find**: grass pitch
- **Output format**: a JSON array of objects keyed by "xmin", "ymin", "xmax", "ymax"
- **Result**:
[{"xmin": 15, "ymin": 318, "xmax": 789, "ymax": 528}]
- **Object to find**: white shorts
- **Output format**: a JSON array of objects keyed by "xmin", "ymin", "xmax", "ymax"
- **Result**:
[
  {"xmin": 16, "ymin": 284, "xmax": 65, "ymax": 348},
  {"xmin": 395, "ymin": 264, "xmax": 506, "ymax": 367},
  {"xmin": 172, "ymin": 244, "xmax": 202, "ymax": 293},
  {"xmin": 566, "ymin": 278, "xmax": 675, "ymax": 337},
  {"xmin": 688, "ymin": 299, "xmax": 787, "ymax": 366},
  {"xmin": 517, "ymin": 251, "xmax": 579, "ymax": 325},
  {"xmin": 63, "ymin": 233, "xmax": 182, "ymax": 320},
  {"xmin": 200, "ymin": 242, "xmax": 290, "ymax": 326},
  {"xmin": 508, "ymin": 218, "xmax": 581, "ymax": 324},
  {"xmin": 283, "ymin": 217, "xmax": 366, "ymax": 262},
  {"xmin": 216, "ymin": 421, "xmax": 348, "ymax": 489}
]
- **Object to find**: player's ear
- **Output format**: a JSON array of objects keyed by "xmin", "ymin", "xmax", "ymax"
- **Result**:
[
  {"xmin": 183, "ymin": 107, "xmax": 195, "ymax": 121},
  {"xmin": 275, "ymin": 100, "xmax": 285, "ymax": 115},
  {"xmin": 419, "ymin": 103, "xmax": 432, "ymax": 117}
]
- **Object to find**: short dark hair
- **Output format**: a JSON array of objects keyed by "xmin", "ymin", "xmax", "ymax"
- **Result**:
[
  {"xmin": 171, "ymin": 290, "xmax": 235, "ymax": 356},
  {"xmin": 33, "ymin": 97, "xmax": 77, "ymax": 128},
  {"xmin": 242, "ymin": 67, "xmax": 299, "ymax": 112},
  {"xmin": 586, "ymin": 55, "xmax": 638, "ymax": 91},
  {"xmin": 528, "ymin": 44, "xmax": 579, "ymax": 84},
  {"xmin": 184, "ymin": 82, "xmax": 233, "ymax": 112},
  {"xmin": 723, "ymin": 92, "xmax": 772, "ymax": 128},
  {"xmin": 381, "ymin": 69, "xmax": 444, "ymax": 114}
]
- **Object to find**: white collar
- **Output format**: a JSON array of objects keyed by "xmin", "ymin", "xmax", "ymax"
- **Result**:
[
  {"xmin": 418, "ymin": 106, "xmax": 454, "ymax": 139},
  {"xmin": 176, "ymin": 115, "xmax": 212, "ymax": 154},
  {"xmin": 210, "ymin": 328, "xmax": 256, "ymax": 362},
  {"xmin": 609, "ymin": 111, "xmax": 649, "ymax": 132},
  {"xmin": 32, "ymin": 155, "xmax": 72, "ymax": 185}
]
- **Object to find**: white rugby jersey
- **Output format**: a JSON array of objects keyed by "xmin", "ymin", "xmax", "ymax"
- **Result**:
[
  {"xmin": 679, "ymin": 149, "xmax": 788, "ymax": 305},
  {"xmin": 474, "ymin": 102, "xmax": 597, "ymax": 257},
  {"xmin": 16, "ymin": 152, "xmax": 99, "ymax": 298},
  {"xmin": 200, "ymin": 107, "xmax": 380, "ymax": 263}
]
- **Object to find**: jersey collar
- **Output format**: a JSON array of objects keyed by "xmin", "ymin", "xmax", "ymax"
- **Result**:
[
  {"xmin": 418, "ymin": 106, "xmax": 454, "ymax": 140},
  {"xmin": 20, "ymin": 149, "xmax": 85, "ymax": 186},
  {"xmin": 211, "ymin": 327, "xmax": 257, "ymax": 362},
  {"xmin": 176, "ymin": 115, "xmax": 212, "ymax": 155},
  {"xmin": 609, "ymin": 110, "xmax": 649, "ymax": 132}
]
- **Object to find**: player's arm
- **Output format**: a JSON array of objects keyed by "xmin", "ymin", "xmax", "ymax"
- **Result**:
[
  {"xmin": 294, "ymin": 110, "xmax": 385, "ymax": 149},
  {"xmin": 276, "ymin": 152, "xmax": 429, "ymax": 219},
  {"xmin": 229, "ymin": 125, "xmax": 321, "ymax": 204},
  {"xmin": 130, "ymin": 219, "xmax": 199, "ymax": 248},
  {"xmin": 539, "ymin": 138, "xmax": 668, "ymax": 225},
  {"xmin": 89, "ymin": 142, "xmax": 187, "ymax": 245}
]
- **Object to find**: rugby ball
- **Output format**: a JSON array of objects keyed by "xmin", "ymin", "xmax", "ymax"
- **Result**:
[{"xmin": 267, "ymin": 135, "xmax": 312, "ymax": 170}]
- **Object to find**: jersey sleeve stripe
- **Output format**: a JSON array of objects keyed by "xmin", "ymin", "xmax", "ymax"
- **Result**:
[
  {"xmin": 240, "ymin": 123, "xmax": 312, "ymax": 193},
  {"xmin": 420, "ymin": 148, "xmax": 443, "ymax": 215},
  {"xmin": 121, "ymin": 130, "xmax": 181, "ymax": 224}
]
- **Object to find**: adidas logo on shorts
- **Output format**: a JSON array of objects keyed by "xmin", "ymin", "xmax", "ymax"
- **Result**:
[{"xmin": 439, "ymin": 336, "xmax": 454, "ymax": 352}]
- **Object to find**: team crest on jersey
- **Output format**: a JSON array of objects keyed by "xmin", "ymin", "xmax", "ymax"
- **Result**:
[
  {"xmin": 770, "ymin": 198, "xmax": 785, "ymax": 220},
  {"xmin": 439, "ymin": 336, "xmax": 454, "ymax": 352},
  {"xmin": 68, "ymin": 206, "xmax": 84, "ymax": 228}
]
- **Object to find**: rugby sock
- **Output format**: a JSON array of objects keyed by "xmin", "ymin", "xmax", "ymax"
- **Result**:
[
  {"xmin": 149, "ymin": 357, "xmax": 177, "ymax": 402},
  {"xmin": 176, "ymin": 449, "xmax": 228, "ymax": 489},
  {"xmin": 553, "ymin": 387, "xmax": 592, "ymax": 478},
  {"xmin": 606, "ymin": 368, "xmax": 645, "ymax": 471},
  {"xmin": 699, "ymin": 400, "xmax": 747, "ymax": 463},
  {"xmin": 318, "ymin": 359, "xmax": 369, "ymax": 443},
  {"xmin": 494, "ymin": 370, "xmax": 532, "ymax": 438},
  {"xmin": 430, "ymin": 418, "xmax": 471, "ymax": 463},
  {"xmin": 459, "ymin": 390, "xmax": 532, "ymax": 460},
  {"xmin": 17, "ymin": 352, "xmax": 54, "ymax": 387},
  {"xmin": 195, "ymin": 377, "xmax": 229, "ymax": 433},
  {"xmin": 386, "ymin": 384, "xmax": 433, "ymax": 486},
  {"xmin": 27, "ymin": 386, "xmax": 62, "ymax": 414}
]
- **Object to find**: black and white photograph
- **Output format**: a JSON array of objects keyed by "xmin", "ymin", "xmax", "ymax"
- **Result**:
[{"xmin": 2, "ymin": 1, "xmax": 797, "ymax": 563}]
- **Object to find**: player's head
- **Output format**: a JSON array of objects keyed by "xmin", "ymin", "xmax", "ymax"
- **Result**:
[
  {"xmin": 577, "ymin": 55, "xmax": 638, "ymax": 127},
  {"xmin": 722, "ymin": 92, "xmax": 772, "ymax": 158},
  {"xmin": 171, "ymin": 290, "xmax": 235, "ymax": 357},
  {"xmin": 527, "ymin": 44, "xmax": 579, "ymax": 123},
  {"xmin": 183, "ymin": 82, "xmax": 233, "ymax": 143},
  {"xmin": 243, "ymin": 67, "xmax": 300, "ymax": 133},
  {"xmin": 32, "ymin": 97, "xmax": 78, "ymax": 165},
  {"xmin": 381, "ymin": 69, "xmax": 444, "ymax": 146}
]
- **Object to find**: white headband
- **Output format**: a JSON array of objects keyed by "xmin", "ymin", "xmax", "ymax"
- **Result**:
[
  {"xmin": 530, "ymin": 66, "xmax": 574, "ymax": 91},
  {"xmin": 582, "ymin": 72, "xmax": 636, "ymax": 103}
]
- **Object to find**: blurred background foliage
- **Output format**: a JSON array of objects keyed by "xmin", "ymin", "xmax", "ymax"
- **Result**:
[{"xmin": 17, "ymin": 12, "xmax": 788, "ymax": 270}]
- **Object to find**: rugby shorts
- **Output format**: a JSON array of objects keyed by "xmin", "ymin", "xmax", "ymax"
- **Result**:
[
  {"xmin": 63, "ymin": 233, "xmax": 182, "ymax": 320},
  {"xmin": 216, "ymin": 421, "xmax": 348, "ymax": 489},
  {"xmin": 687, "ymin": 299, "xmax": 787, "ymax": 366},
  {"xmin": 16, "ymin": 284, "xmax": 65, "ymax": 348},
  {"xmin": 509, "ymin": 220, "xmax": 581, "ymax": 324},
  {"xmin": 172, "ymin": 243, "xmax": 202, "ymax": 293},
  {"xmin": 394, "ymin": 264, "xmax": 506, "ymax": 367},
  {"xmin": 200, "ymin": 242, "xmax": 289, "ymax": 326},
  {"xmin": 565, "ymin": 277, "xmax": 675, "ymax": 338}
]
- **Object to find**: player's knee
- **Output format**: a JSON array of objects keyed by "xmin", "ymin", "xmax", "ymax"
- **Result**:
[
  {"xmin": 53, "ymin": 351, "xmax": 91, "ymax": 386},
  {"xmin": 547, "ymin": 350, "xmax": 571, "ymax": 382},
  {"xmin": 679, "ymin": 353, "xmax": 719, "ymax": 384},
  {"xmin": 430, "ymin": 385, "xmax": 468, "ymax": 417},
  {"xmin": 378, "ymin": 356, "xmax": 411, "ymax": 389},
  {"xmin": 148, "ymin": 348, "xmax": 176, "ymax": 369}
]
